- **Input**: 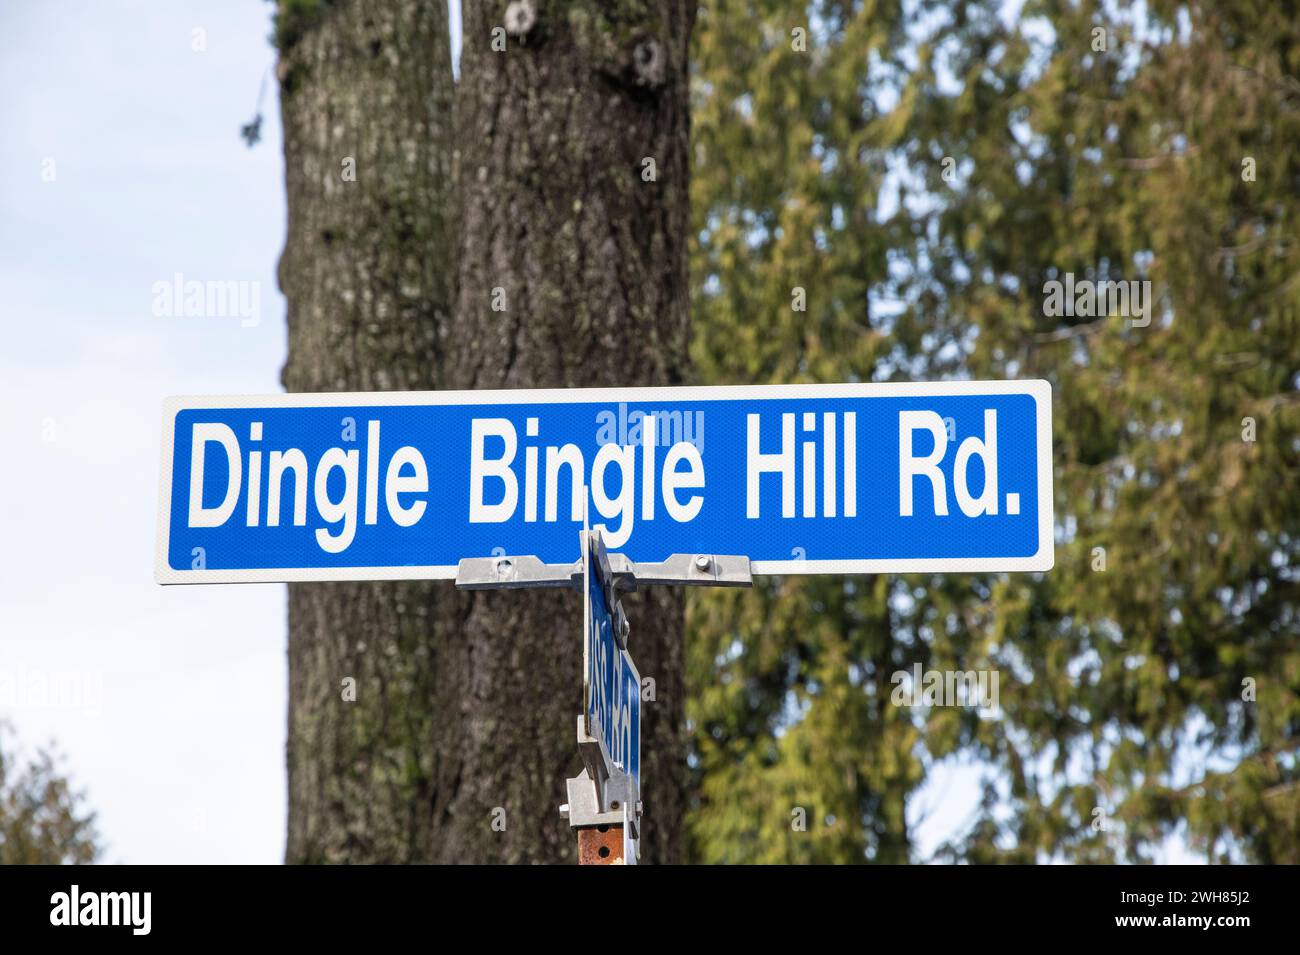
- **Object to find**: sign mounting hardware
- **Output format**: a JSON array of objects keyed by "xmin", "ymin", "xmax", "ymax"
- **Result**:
[{"xmin": 456, "ymin": 528, "xmax": 753, "ymax": 864}]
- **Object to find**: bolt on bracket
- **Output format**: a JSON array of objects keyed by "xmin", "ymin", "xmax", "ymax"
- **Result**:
[{"xmin": 455, "ymin": 552, "xmax": 753, "ymax": 592}]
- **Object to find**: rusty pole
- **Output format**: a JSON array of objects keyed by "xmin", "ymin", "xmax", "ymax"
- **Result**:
[{"xmin": 577, "ymin": 824, "xmax": 625, "ymax": 865}]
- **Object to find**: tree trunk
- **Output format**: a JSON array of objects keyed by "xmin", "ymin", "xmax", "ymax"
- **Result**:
[
  {"xmin": 277, "ymin": 0, "xmax": 454, "ymax": 863},
  {"xmin": 277, "ymin": 0, "xmax": 693, "ymax": 864},
  {"xmin": 435, "ymin": 1, "xmax": 695, "ymax": 863}
]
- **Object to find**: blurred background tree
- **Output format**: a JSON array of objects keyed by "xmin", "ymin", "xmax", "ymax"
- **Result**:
[
  {"xmin": 687, "ymin": 0, "xmax": 1299, "ymax": 862},
  {"xmin": 0, "ymin": 723, "xmax": 99, "ymax": 864}
]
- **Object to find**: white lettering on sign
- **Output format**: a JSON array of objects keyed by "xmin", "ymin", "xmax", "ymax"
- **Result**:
[
  {"xmin": 188, "ymin": 423, "xmax": 242, "ymax": 527},
  {"xmin": 469, "ymin": 418, "xmax": 518, "ymax": 522},
  {"xmin": 899, "ymin": 410, "xmax": 948, "ymax": 517},
  {"xmin": 468, "ymin": 417, "xmax": 705, "ymax": 549},
  {"xmin": 587, "ymin": 592, "xmax": 639, "ymax": 781},
  {"xmin": 182, "ymin": 404, "xmax": 1022, "ymax": 558},
  {"xmin": 899, "ymin": 409, "xmax": 1002, "ymax": 517},
  {"xmin": 187, "ymin": 420, "xmax": 429, "ymax": 548},
  {"xmin": 745, "ymin": 412, "xmax": 857, "ymax": 519}
]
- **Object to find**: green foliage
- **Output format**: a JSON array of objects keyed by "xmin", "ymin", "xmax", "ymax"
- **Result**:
[
  {"xmin": 688, "ymin": 0, "xmax": 1300, "ymax": 862},
  {"xmin": 0, "ymin": 724, "xmax": 99, "ymax": 865},
  {"xmin": 687, "ymin": 0, "xmax": 988, "ymax": 863}
]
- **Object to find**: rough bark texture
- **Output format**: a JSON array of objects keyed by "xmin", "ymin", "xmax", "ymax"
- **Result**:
[
  {"xmin": 277, "ymin": 0, "xmax": 693, "ymax": 864},
  {"xmin": 437, "ymin": 1, "xmax": 695, "ymax": 863},
  {"xmin": 277, "ymin": 0, "xmax": 453, "ymax": 863}
]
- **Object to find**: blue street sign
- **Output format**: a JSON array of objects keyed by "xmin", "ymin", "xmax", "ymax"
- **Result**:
[
  {"xmin": 155, "ymin": 381, "xmax": 1053, "ymax": 583},
  {"xmin": 583, "ymin": 533, "xmax": 639, "ymax": 795}
]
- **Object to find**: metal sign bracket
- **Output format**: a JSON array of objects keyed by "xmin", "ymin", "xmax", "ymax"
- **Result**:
[
  {"xmin": 455, "ymin": 551, "xmax": 754, "ymax": 592},
  {"xmin": 455, "ymin": 544, "xmax": 752, "ymax": 863}
]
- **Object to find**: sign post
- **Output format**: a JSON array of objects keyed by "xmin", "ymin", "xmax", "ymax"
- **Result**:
[
  {"xmin": 456, "ymin": 527, "xmax": 752, "ymax": 864},
  {"xmin": 579, "ymin": 530, "xmax": 639, "ymax": 860},
  {"xmin": 156, "ymin": 380, "xmax": 1053, "ymax": 863}
]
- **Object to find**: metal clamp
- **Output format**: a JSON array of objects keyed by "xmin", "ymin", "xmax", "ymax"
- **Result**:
[
  {"xmin": 559, "ymin": 719, "xmax": 640, "ymax": 835},
  {"xmin": 455, "ymin": 552, "xmax": 753, "ymax": 592},
  {"xmin": 453, "ymin": 554, "xmax": 582, "ymax": 591}
]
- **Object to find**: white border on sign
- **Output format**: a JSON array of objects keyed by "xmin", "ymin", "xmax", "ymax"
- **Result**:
[{"xmin": 155, "ymin": 380, "xmax": 1055, "ymax": 584}]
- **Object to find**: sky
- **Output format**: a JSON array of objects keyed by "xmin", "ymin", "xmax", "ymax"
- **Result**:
[
  {"xmin": 0, "ymin": 0, "xmax": 290, "ymax": 863},
  {"xmin": 0, "ymin": 0, "xmax": 1190, "ymax": 865}
]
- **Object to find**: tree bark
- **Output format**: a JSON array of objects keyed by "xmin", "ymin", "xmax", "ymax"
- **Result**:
[
  {"xmin": 277, "ymin": 0, "xmax": 693, "ymax": 864},
  {"xmin": 277, "ymin": 0, "xmax": 453, "ymax": 863},
  {"xmin": 436, "ymin": 0, "xmax": 695, "ymax": 863}
]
